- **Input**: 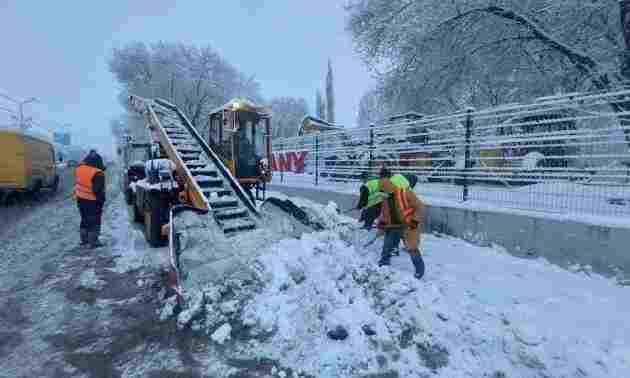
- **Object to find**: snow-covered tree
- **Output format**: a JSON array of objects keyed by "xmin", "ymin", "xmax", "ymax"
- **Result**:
[
  {"xmin": 109, "ymin": 41, "xmax": 262, "ymax": 128},
  {"xmin": 346, "ymin": 0, "xmax": 630, "ymax": 146},
  {"xmin": 269, "ymin": 97, "xmax": 309, "ymax": 139},
  {"xmin": 357, "ymin": 88, "xmax": 389, "ymax": 128},
  {"xmin": 326, "ymin": 59, "xmax": 335, "ymax": 123},
  {"xmin": 316, "ymin": 89, "xmax": 326, "ymax": 119}
]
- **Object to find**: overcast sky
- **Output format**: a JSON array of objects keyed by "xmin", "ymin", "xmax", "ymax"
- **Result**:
[{"xmin": 0, "ymin": 1, "xmax": 372, "ymax": 158}]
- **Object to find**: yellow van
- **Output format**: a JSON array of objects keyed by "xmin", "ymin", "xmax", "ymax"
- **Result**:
[{"xmin": 0, "ymin": 130, "xmax": 59, "ymax": 194}]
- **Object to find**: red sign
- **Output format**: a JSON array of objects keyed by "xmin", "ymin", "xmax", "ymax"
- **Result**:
[{"xmin": 272, "ymin": 151, "xmax": 308, "ymax": 173}]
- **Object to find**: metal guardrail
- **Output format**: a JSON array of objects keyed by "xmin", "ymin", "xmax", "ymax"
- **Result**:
[{"xmin": 272, "ymin": 89, "xmax": 630, "ymax": 218}]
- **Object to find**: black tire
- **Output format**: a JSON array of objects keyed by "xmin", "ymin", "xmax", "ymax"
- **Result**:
[
  {"xmin": 50, "ymin": 175, "xmax": 60, "ymax": 193},
  {"xmin": 124, "ymin": 188, "xmax": 134, "ymax": 205},
  {"xmin": 144, "ymin": 206, "xmax": 166, "ymax": 247},
  {"xmin": 133, "ymin": 202, "xmax": 144, "ymax": 223},
  {"xmin": 31, "ymin": 180, "xmax": 42, "ymax": 194}
]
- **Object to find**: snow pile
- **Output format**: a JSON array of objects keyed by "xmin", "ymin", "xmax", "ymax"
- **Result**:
[
  {"xmin": 235, "ymin": 230, "xmax": 630, "ymax": 377},
  {"xmin": 211, "ymin": 323, "xmax": 232, "ymax": 344},
  {"xmin": 153, "ymin": 196, "xmax": 630, "ymax": 377}
]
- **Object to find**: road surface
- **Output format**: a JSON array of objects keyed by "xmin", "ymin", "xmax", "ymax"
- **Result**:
[{"xmin": 0, "ymin": 173, "xmax": 218, "ymax": 378}]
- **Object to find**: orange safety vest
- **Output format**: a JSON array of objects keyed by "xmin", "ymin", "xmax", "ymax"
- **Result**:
[
  {"xmin": 74, "ymin": 165, "xmax": 102, "ymax": 201},
  {"xmin": 394, "ymin": 188, "xmax": 415, "ymax": 225},
  {"xmin": 378, "ymin": 179, "xmax": 415, "ymax": 227}
]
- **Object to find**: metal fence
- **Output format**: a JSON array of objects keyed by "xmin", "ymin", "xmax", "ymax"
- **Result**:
[{"xmin": 271, "ymin": 89, "xmax": 630, "ymax": 219}]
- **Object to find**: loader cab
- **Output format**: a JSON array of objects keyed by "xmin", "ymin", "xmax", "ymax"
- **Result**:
[{"xmin": 207, "ymin": 99, "xmax": 272, "ymax": 191}]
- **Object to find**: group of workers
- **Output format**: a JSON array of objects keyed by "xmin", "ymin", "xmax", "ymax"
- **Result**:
[
  {"xmin": 72, "ymin": 149, "xmax": 426, "ymax": 280},
  {"xmin": 356, "ymin": 166, "xmax": 426, "ymax": 279}
]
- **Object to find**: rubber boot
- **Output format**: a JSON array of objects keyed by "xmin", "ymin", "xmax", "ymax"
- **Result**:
[
  {"xmin": 378, "ymin": 251, "xmax": 391, "ymax": 267},
  {"xmin": 410, "ymin": 252, "xmax": 425, "ymax": 279},
  {"xmin": 88, "ymin": 230, "xmax": 104, "ymax": 249},
  {"xmin": 79, "ymin": 228, "xmax": 88, "ymax": 246}
]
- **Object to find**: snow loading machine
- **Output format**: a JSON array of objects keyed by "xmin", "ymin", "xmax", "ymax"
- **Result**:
[{"xmin": 124, "ymin": 95, "xmax": 335, "ymax": 304}]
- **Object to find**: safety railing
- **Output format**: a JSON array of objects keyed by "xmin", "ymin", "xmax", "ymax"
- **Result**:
[{"xmin": 271, "ymin": 89, "xmax": 630, "ymax": 219}]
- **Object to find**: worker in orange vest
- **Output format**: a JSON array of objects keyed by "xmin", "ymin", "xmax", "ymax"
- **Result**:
[
  {"xmin": 376, "ymin": 167, "xmax": 426, "ymax": 279},
  {"xmin": 75, "ymin": 150, "xmax": 106, "ymax": 248}
]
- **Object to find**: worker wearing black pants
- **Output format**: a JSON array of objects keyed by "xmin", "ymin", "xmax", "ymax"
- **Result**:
[
  {"xmin": 75, "ymin": 150, "xmax": 106, "ymax": 248},
  {"xmin": 77, "ymin": 199, "xmax": 104, "ymax": 244},
  {"xmin": 380, "ymin": 227, "xmax": 425, "ymax": 278}
]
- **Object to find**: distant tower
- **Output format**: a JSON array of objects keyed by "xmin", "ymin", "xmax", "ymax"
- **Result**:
[
  {"xmin": 325, "ymin": 59, "xmax": 335, "ymax": 123},
  {"xmin": 316, "ymin": 89, "xmax": 325, "ymax": 119}
]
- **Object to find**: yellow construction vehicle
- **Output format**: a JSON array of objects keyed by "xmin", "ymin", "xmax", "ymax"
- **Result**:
[
  {"xmin": 125, "ymin": 95, "xmax": 334, "ymax": 305},
  {"xmin": 125, "ymin": 96, "xmax": 264, "ymax": 247},
  {"xmin": 206, "ymin": 99, "xmax": 272, "ymax": 202}
]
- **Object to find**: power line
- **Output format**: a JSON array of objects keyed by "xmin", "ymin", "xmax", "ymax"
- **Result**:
[{"xmin": 1, "ymin": 91, "xmax": 72, "ymax": 133}]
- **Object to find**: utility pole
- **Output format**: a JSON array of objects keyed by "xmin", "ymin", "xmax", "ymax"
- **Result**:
[{"xmin": 0, "ymin": 93, "xmax": 37, "ymax": 130}]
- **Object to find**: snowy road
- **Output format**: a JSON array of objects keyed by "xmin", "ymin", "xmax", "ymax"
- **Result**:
[
  {"xmin": 0, "ymin": 181, "xmax": 224, "ymax": 377},
  {"xmin": 0, "ymin": 167, "xmax": 74, "ymax": 238}
]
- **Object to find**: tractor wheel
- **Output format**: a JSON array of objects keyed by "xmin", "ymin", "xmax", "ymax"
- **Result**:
[
  {"xmin": 144, "ymin": 206, "xmax": 166, "ymax": 247},
  {"xmin": 124, "ymin": 188, "xmax": 134, "ymax": 205}
]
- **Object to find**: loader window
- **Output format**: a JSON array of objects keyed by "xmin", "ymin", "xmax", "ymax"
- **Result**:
[
  {"xmin": 232, "ymin": 114, "xmax": 260, "ymax": 178},
  {"xmin": 254, "ymin": 120, "xmax": 266, "ymax": 157}
]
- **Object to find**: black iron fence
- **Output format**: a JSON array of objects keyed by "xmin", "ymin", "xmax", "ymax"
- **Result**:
[{"xmin": 272, "ymin": 89, "xmax": 630, "ymax": 219}]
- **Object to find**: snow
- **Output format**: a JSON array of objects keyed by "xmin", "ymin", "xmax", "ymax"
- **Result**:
[
  {"xmin": 144, "ymin": 158, "xmax": 175, "ymax": 174},
  {"xmin": 131, "ymin": 178, "xmax": 178, "ymax": 192},
  {"xmin": 521, "ymin": 151, "xmax": 545, "ymax": 169},
  {"xmin": 245, "ymin": 230, "xmax": 629, "ymax": 377},
  {"xmin": 164, "ymin": 195, "xmax": 630, "ymax": 377},
  {"xmin": 109, "ymin": 203, "xmax": 169, "ymax": 274},
  {"xmin": 211, "ymin": 323, "xmax": 232, "ymax": 344}
]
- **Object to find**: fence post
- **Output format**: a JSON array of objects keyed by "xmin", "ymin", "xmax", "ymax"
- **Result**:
[
  {"xmin": 463, "ymin": 107, "xmax": 474, "ymax": 202},
  {"xmin": 369, "ymin": 123, "xmax": 374, "ymax": 175},
  {"xmin": 315, "ymin": 135, "xmax": 320, "ymax": 186},
  {"xmin": 280, "ymin": 149, "xmax": 284, "ymax": 183}
]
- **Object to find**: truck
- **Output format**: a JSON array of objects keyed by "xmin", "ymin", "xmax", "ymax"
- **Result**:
[{"xmin": 0, "ymin": 130, "xmax": 59, "ymax": 202}]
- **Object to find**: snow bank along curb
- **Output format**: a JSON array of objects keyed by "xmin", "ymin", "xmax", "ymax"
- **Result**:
[
  {"xmin": 269, "ymin": 186, "xmax": 630, "ymax": 281},
  {"xmin": 271, "ymin": 174, "xmax": 630, "ymax": 229},
  {"xmin": 156, "ymin": 195, "xmax": 630, "ymax": 378}
]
